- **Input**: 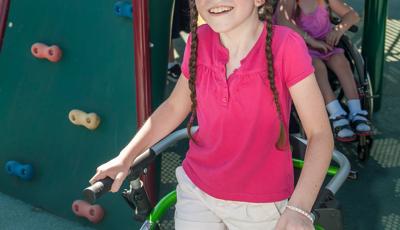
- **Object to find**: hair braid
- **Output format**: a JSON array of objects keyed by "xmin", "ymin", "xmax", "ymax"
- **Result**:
[
  {"xmin": 186, "ymin": 0, "xmax": 199, "ymax": 142},
  {"xmin": 264, "ymin": 1, "xmax": 287, "ymax": 150}
]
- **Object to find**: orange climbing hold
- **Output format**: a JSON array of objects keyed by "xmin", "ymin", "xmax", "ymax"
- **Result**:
[
  {"xmin": 72, "ymin": 200, "xmax": 104, "ymax": 223},
  {"xmin": 31, "ymin": 43, "xmax": 62, "ymax": 62}
]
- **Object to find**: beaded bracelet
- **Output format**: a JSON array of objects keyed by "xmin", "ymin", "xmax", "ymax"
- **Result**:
[{"xmin": 286, "ymin": 205, "xmax": 314, "ymax": 223}]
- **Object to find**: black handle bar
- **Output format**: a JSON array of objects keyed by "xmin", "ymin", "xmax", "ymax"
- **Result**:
[{"xmin": 83, "ymin": 148, "xmax": 157, "ymax": 204}]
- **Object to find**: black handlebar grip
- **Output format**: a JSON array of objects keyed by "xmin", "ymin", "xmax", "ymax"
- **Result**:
[{"xmin": 83, "ymin": 176, "xmax": 114, "ymax": 204}]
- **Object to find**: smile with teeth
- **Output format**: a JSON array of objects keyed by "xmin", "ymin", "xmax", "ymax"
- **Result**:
[{"xmin": 209, "ymin": 6, "xmax": 233, "ymax": 14}]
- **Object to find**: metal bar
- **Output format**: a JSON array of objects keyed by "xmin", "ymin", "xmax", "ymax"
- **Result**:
[
  {"xmin": 132, "ymin": 0, "xmax": 155, "ymax": 205},
  {"xmin": 362, "ymin": 0, "xmax": 388, "ymax": 112},
  {"xmin": 294, "ymin": 137, "xmax": 351, "ymax": 194},
  {"xmin": 0, "ymin": 0, "xmax": 10, "ymax": 52},
  {"xmin": 153, "ymin": 129, "xmax": 350, "ymax": 195},
  {"xmin": 292, "ymin": 159, "xmax": 339, "ymax": 176}
]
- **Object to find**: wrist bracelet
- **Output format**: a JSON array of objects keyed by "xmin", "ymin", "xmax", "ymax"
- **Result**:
[{"xmin": 286, "ymin": 205, "xmax": 314, "ymax": 223}]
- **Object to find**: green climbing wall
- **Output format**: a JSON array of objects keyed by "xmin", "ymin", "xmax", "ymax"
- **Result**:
[{"xmin": 0, "ymin": 0, "xmax": 173, "ymax": 229}]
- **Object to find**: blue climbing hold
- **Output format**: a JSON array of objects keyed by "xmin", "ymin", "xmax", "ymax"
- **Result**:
[
  {"xmin": 5, "ymin": 160, "xmax": 34, "ymax": 181},
  {"xmin": 114, "ymin": 1, "xmax": 133, "ymax": 18}
]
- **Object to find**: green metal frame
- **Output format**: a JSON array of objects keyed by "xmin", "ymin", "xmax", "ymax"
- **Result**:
[
  {"xmin": 362, "ymin": 0, "xmax": 388, "ymax": 112},
  {"xmin": 292, "ymin": 159, "xmax": 338, "ymax": 176}
]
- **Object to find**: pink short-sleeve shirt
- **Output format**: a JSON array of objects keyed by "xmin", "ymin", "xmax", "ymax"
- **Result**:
[{"xmin": 181, "ymin": 24, "xmax": 314, "ymax": 203}]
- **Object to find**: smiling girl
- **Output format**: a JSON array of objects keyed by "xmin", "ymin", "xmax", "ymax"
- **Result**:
[{"xmin": 90, "ymin": 0, "xmax": 333, "ymax": 229}]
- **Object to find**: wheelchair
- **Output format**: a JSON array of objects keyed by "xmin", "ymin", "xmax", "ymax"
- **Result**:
[
  {"xmin": 84, "ymin": 127, "xmax": 351, "ymax": 230},
  {"xmin": 290, "ymin": 20, "xmax": 374, "ymax": 162},
  {"xmin": 272, "ymin": 0, "xmax": 374, "ymax": 161},
  {"xmin": 331, "ymin": 24, "xmax": 374, "ymax": 161}
]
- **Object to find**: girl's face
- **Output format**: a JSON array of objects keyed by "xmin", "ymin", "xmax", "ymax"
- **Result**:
[{"xmin": 196, "ymin": 0, "xmax": 265, "ymax": 33}]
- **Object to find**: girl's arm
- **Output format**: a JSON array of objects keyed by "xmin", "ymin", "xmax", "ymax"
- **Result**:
[
  {"xmin": 288, "ymin": 73, "xmax": 333, "ymax": 212},
  {"xmin": 90, "ymin": 75, "xmax": 192, "ymax": 192},
  {"xmin": 329, "ymin": 0, "xmax": 360, "ymax": 32},
  {"xmin": 276, "ymin": 74, "xmax": 333, "ymax": 230},
  {"xmin": 119, "ymin": 75, "xmax": 192, "ymax": 164}
]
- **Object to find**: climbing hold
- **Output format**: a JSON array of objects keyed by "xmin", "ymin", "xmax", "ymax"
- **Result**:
[
  {"xmin": 114, "ymin": 1, "xmax": 132, "ymax": 18},
  {"xmin": 72, "ymin": 200, "xmax": 104, "ymax": 223},
  {"xmin": 68, "ymin": 109, "xmax": 101, "ymax": 130},
  {"xmin": 31, "ymin": 43, "xmax": 62, "ymax": 62},
  {"xmin": 5, "ymin": 160, "xmax": 34, "ymax": 180}
]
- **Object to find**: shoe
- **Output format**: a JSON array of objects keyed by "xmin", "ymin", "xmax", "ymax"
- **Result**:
[
  {"xmin": 350, "ymin": 112, "xmax": 373, "ymax": 136},
  {"xmin": 330, "ymin": 115, "xmax": 357, "ymax": 142},
  {"xmin": 167, "ymin": 63, "xmax": 181, "ymax": 83}
]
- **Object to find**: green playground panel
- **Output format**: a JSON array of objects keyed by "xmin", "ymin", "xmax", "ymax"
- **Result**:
[{"xmin": 0, "ymin": 0, "xmax": 173, "ymax": 229}]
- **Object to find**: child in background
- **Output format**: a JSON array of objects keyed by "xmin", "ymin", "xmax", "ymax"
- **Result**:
[
  {"xmin": 90, "ymin": 0, "xmax": 333, "ymax": 229},
  {"xmin": 276, "ymin": 0, "xmax": 372, "ymax": 142}
]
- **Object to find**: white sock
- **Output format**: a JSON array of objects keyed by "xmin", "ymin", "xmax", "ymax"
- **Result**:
[
  {"xmin": 347, "ymin": 99, "xmax": 362, "ymax": 117},
  {"xmin": 326, "ymin": 100, "xmax": 347, "ymax": 118},
  {"xmin": 347, "ymin": 99, "xmax": 370, "ymax": 132},
  {"xmin": 326, "ymin": 100, "xmax": 354, "ymax": 138}
]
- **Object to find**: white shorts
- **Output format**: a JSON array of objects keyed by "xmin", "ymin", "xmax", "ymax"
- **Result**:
[{"xmin": 174, "ymin": 166, "xmax": 288, "ymax": 230}]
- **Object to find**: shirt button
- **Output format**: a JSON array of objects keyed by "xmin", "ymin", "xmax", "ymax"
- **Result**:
[{"xmin": 222, "ymin": 97, "xmax": 227, "ymax": 103}]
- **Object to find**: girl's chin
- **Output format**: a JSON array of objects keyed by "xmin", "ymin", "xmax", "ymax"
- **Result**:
[{"xmin": 206, "ymin": 22, "xmax": 235, "ymax": 34}]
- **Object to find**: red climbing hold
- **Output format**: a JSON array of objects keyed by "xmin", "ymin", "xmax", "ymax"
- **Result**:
[
  {"xmin": 72, "ymin": 200, "xmax": 104, "ymax": 223},
  {"xmin": 31, "ymin": 43, "xmax": 62, "ymax": 62}
]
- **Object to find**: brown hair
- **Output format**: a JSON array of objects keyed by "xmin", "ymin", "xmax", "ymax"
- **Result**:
[{"xmin": 187, "ymin": 0, "xmax": 287, "ymax": 150}]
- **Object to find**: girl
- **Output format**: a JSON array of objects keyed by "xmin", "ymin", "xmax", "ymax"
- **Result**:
[
  {"xmin": 90, "ymin": 0, "xmax": 333, "ymax": 229},
  {"xmin": 276, "ymin": 0, "xmax": 372, "ymax": 142}
]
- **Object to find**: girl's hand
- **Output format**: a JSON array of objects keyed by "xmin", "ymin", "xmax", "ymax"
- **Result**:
[
  {"xmin": 275, "ymin": 209, "xmax": 315, "ymax": 230},
  {"xmin": 89, "ymin": 155, "xmax": 131, "ymax": 193},
  {"xmin": 308, "ymin": 38, "xmax": 333, "ymax": 53},
  {"xmin": 325, "ymin": 29, "xmax": 345, "ymax": 46}
]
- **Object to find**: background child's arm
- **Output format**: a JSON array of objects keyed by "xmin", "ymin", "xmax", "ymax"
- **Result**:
[
  {"xmin": 325, "ymin": 0, "xmax": 360, "ymax": 46},
  {"xmin": 276, "ymin": 73, "xmax": 333, "ymax": 229},
  {"xmin": 329, "ymin": 0, "xmax": 360, "ymax": 32},
  {"xmin": 276, "ymin": 0, "xmax": 333, "ymax": 52}
]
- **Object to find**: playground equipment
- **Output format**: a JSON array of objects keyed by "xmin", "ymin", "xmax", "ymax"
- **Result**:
[
  {"xmin": 0, "ymin": 0, "xmax": 173, "ymax": 229},
  {"xmin": 72, "ymin": 200, "xmax": 105, "ymax": 223},
  {"xmin": 0, "ymin": 0, "xmax": 10, "ymax": 51},
  {"xmin": 114, "ymin": 1, "xmax": 133, "ymax": 18},
  {"xmin": 5, "ymin": 160, "xmax": 34, "ymax": 180},
  {"xmin": 362, "ymin": 0, "xmax": 388, "ymax": 112},
  {"xmin": 0, "ymin": 0, "xmax": 388, "ymax": 229},
  {"xmin": 68, "ymin": 109, "xmax": 101, "ymax": 130},
  {"xmin": 31, "ymin": 42, "xmax": 62, "ymax": 62}
]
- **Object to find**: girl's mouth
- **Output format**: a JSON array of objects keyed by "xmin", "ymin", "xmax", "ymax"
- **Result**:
[{"xmin": 208, "ymin": 6, "xmax": 234, "ymax": 15}]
